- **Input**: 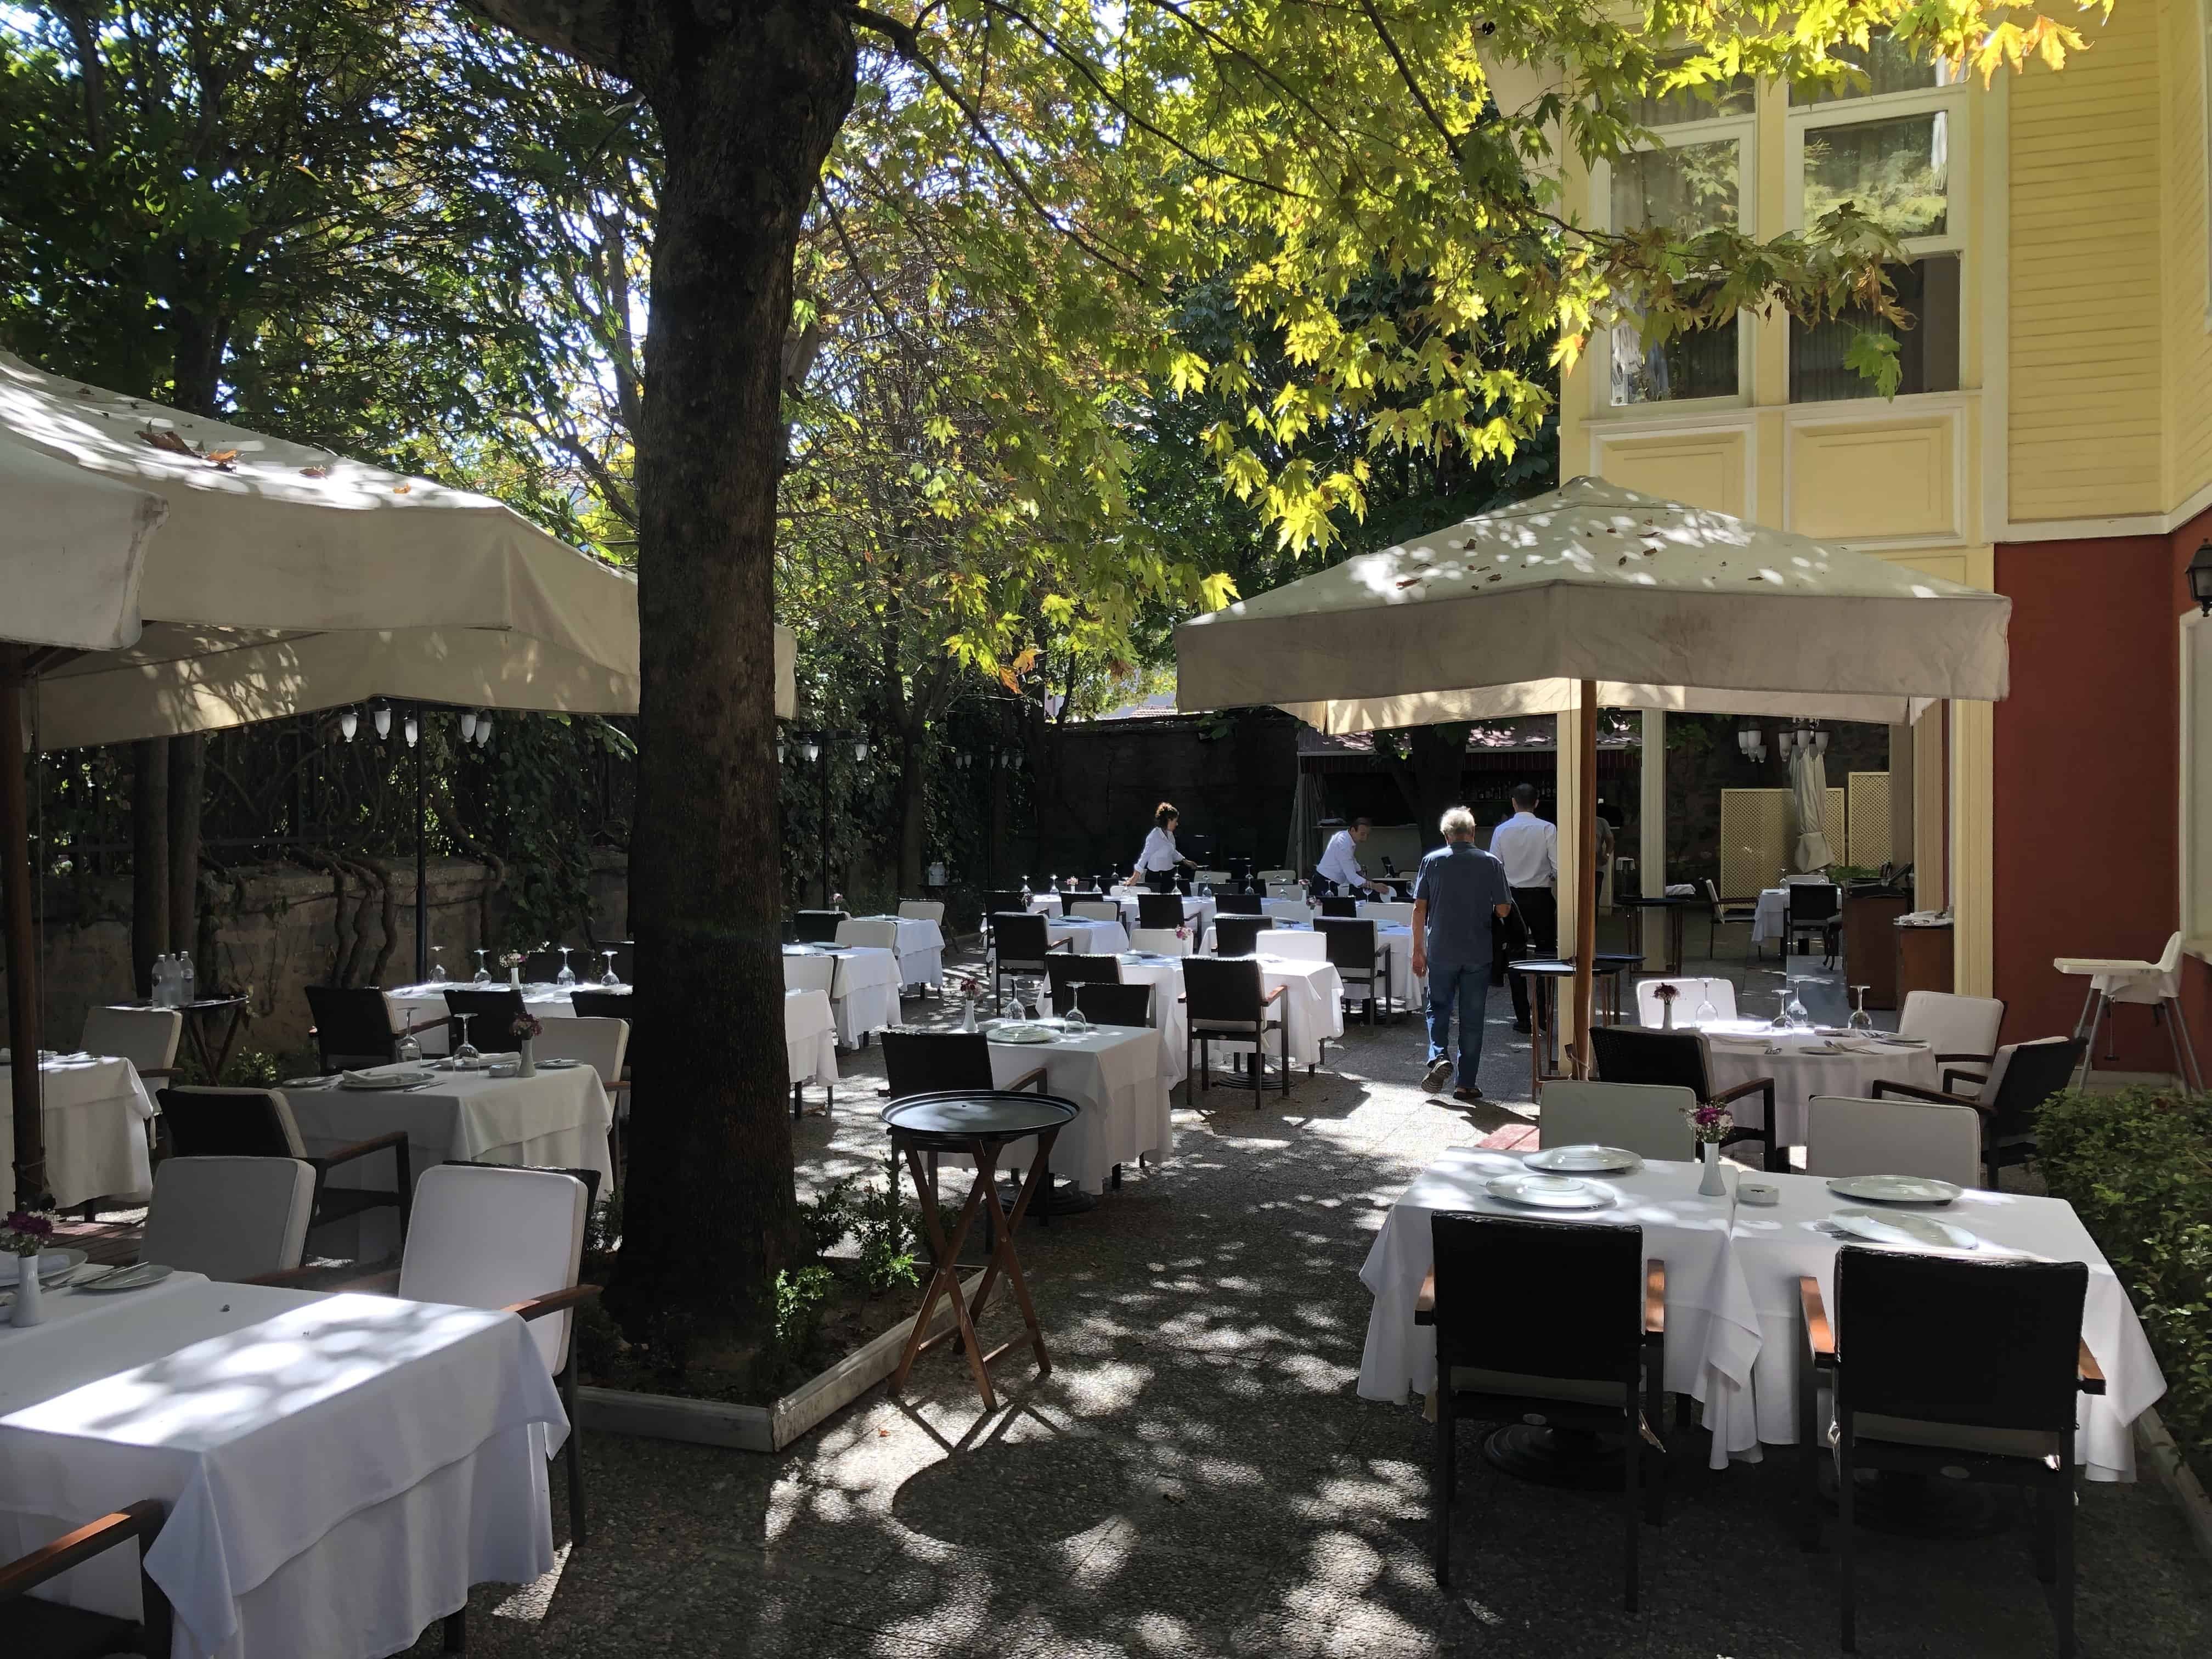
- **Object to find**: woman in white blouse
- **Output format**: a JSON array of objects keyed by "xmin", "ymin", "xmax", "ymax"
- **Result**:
[{"xmin": 1131, "ymin": 802, "xmax": 1196, "ymax": 892}]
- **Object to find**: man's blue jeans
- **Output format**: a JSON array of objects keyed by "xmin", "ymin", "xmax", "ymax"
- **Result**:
[{"xmin": 1425, "ymin": 956, "xmax": 1488, "ymax": 1090}]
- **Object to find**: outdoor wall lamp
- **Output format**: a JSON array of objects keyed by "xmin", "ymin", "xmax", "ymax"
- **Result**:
[
  {"xmin": 338, "ymin": 708, "xmax": 358, "ymax": 743},
  {"xmin": 475, "ymin": 713, "xmax": 493, "ymax": 748},
  {"xmin": 460, "ymin": 710, "xmax": 478, "ymax": 742},
  {"xmin": 802, "ymin": 740, "xmax": 821, "ymax": 764},
  {"xmin": 371, "ymin": 699, "xmax": 392, "ymax": 740},
  {"xmin": 2191, "ymin": 543, "xmax": 2212, "ymax": 616},
  {"xmin": 403, "ymin": 711, "xmax": 419, "ymax": 748},
  {"xmin": 850, "ymin": 738, "xmax": 870, "ymax": 763}
]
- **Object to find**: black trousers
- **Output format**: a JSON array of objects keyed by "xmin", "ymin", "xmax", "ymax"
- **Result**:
[{"xmin": 1496, "ymin": 887, "xmax": 1558, "ymax": 1023}]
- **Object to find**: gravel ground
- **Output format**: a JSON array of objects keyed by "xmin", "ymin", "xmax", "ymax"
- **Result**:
[{"xmin": 407, "ymin": 945, "xmax": 2210, "ymax": 1658}]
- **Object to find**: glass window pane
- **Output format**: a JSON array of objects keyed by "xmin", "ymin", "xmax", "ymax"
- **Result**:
[
  {"xmin": 1789, "ymin": 255, "xmax": 1961, "ymax": 402},
  {"xmin": 1791, "ymin": 33, "xmax": 1959, "ymax": 105},
  {"xmin": 1802, "ymin": 113, "xmax": 1948, "ymax": 239},
  {"xmin": 1612, "ymin": 314, "xmax": 1740, "ymax": 405},
  {"xmin": 1612, "ymin": 139, "xmax": 1740, "ymax": 237},
  {"xmin": 1640, "ymin": 53, "xmax": 1756, "ymax": 127}
]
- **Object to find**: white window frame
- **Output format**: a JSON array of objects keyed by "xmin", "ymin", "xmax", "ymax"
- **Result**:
[
  {"xmin": 1593, "ymin": 108, "xmax": 1757, "ymax": 416},
  {"xmin": 1784, "ymin": 77, "xmax": 1968, "ymax": 402}
]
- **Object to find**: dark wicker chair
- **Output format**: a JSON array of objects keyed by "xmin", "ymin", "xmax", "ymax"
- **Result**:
[
  {"xmin": 0, "ymin": 1500, "xmax": 171, "ymax": 1658},
  {"xmin": 1588, "ymin": 1025, "xmax": 1780, "ymax": 1170}
]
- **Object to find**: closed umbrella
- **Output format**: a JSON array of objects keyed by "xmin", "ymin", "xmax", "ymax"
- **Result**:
[
  {"xmin": 1791, "ymin": 745, "xmax": 1835, "ymax": 871},
  {"xmin": 1175, "ymin": 477, "xmax": 2009, "ymax": 1071}
]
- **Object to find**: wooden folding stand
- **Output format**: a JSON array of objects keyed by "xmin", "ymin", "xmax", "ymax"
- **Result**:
[{"xmin": 882, "ymin": 1091, "xmax": 1080, "ymax": 1413}]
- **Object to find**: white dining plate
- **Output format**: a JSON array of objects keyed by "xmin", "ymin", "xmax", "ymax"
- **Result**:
[
  {"xmin": 1524, "ymin": 1145, "xmax": 1645, "ymax": 1176},
  {"xmin": 990, "ymin": 1023, "xmax": 1058, "ymax": 1045},
  {"xmin": 1, "ymin": 1248, "xmax": 86, "ymax": 1284},
  {"xmin": 1829, "ymin": 1208, "xmax": 1980, "ymax": 1251},
  {"xmin": 535, "ymin": 1057, "xmax": 584, "ymax": 1070},
  {"xmin": 76, "ymin": 1262, "xmax": 174, "ymax": 1293},
  {"xmin": 340, "ymin": 1068, "xmax": 437, "ymax": 1091},
  {"xmin": 1484, "ymin": 1174, "xmax": 1617, "ymax": 1211},
  {"xmin": 1825, "ymin": 1173, "xmax": 1962, "ymax": 1206}
]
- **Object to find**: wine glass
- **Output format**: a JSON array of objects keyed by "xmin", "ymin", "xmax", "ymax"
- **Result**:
[
  {"xmin": 396, "ymin": 1012, "xmax": 422, "ymax": 1065},
  {"xmin": 1692, "ymin": 987, "xmax": 1721, "ymax": 1029},
  {"xmin": 1759, "ymin": 969, "xmax": 1792, "ymax": 1032},
  {"xmin": 1014, "ymin": 975, "xmax": 1044, "ymax": 1018},
  {"xmin": 600, "ymin": 950, "xmax": 620, "ymax": 986},
  {"xmin": 1848, "ymin": 984, "xmax": 1875, "ymax": 1032},
  {"xmin": 1785, "ymin": 978, "xmax": 1811, "ymax": 1030},
  {"xmin": 472, "ymin": 949, "xmax": 490, "ymax": 985},
  {"xmin": 1062, "ymin": 1006, "xmax": 1090, "ymax": 1035},
  {"xmin": 428, "ymin": 946, "xmax": 447, "ymax": 985},
  {"xmin": 1000, "ymin": 992, "xmax": 1027, "ymax": 1022},
  {"xmin": 556, "ymin": 946, "xmax": 576, "ymax": 987},
  {"xmin": 452, "ymin": 1013, "xmax": 479, "ymax": 1069}
]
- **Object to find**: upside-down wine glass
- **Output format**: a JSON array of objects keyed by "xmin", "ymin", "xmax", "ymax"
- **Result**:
[
  {"xmin": 472, "ymin": 949, "xmax": 491, "ymax": 985},
  {"xmin": 600, "ymin": 950, "xmax": 620, "ymax": 986},
  {"xmin": 428, "ymin": 946, "xmax": 447, "ymax": 985},
  {"xmin": 1759, "ymin": 969, "xmax": 1792, "ymax": 1032},
  {"xmin": 555, "ymin": 946, "xmax": 576, "ymax": 987},
  {"xmin": 1848, "ymin": 984, "xmax": 1875, "ymax": 1032},
  {"xmin": 452, "ymin": 1013, "xmax": 479, "ymax": 1069},
  {"xmin": 1692, "ymin": 986, "xmax": 1721, "ymax": 1029},
  {"xmin": 1785, "ymin": 977, "xmax": 1811, "ymax": 1030}
]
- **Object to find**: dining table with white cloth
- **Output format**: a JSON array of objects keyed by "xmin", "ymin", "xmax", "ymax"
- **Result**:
[
  {"xmin": 1180, "ymin": 941, "xmax": 1345, "ymax": 1069},
  {"xmin": 1028, "ymin": 891, "xmax": 1216, "ymax": 940},
  {"xmin": 781, "ymin": 944, "xmax": 900, "ymax": 1047},
  {"xmin": 1697, "ymin": 1023, "xmax": 1942, "ymax": 1147},
  {"xmin": 1214, "ymin": 922, "xmax": 1422, "ymax": 1014},
  {"xmin": 1, "ymin": 1051, "xmax": 157, "ymax": 1211},
  {"xmin": 1043, "ymin": 916, "xmax": 1131, "ymax": 956},
  {"xmin": 785, "ymin": 987, "xmax": 839, "ymax": 1091},
  {"xmin": 1038, "ymin": 953, "xmax": 1190, "ymax": 1088},
  {"xmin": 0, "ymin": 1274, "xmax": 567, "ymax": 1659},
  {"xmin": 1752, "ymin": 888, "xmax": 1789, "ymax": 946},
  {"xmin": 383, "ymin": 981, "xmax": 634, "ymax": 1058},
  {"xmin": 285, "ymin": 1060, "xmax": 613, "ymax": 1256},
  {"xmin": 977, "ymin": 1020, "xmax": 1170, "ymax": 1193},
  {"xmin": 1357, "ymin": 1147, "xmax": 1749, "ymax": 1468},
  {"xmin": 1357, "ymin": 1150, "xmax": 2164, "ymax": 1480},
  {"xmin": 834, "ymin": 914, "xmax": 945, "ymax": 989}
]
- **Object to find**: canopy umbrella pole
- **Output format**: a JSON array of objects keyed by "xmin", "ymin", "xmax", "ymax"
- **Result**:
[
  {"xmin": 1572, "ymin": 680, "xmax": 1598, "ymax": 1079},
  {"xmin": 414, "ymin": 706, "xmax": 428, "ymax": 985},
  {"xmin": 1, "ymin": 651, "xmax": 46, "ymax": 1206}
]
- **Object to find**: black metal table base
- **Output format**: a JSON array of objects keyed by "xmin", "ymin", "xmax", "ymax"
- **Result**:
[{"xmin": 1481, "ymin": 1424, "xmax": 1627, "ymax": 1491}]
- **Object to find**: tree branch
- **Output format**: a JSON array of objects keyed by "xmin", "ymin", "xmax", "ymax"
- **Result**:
[
  {"xmin": 459, "ymin": 0, "xmax": 637, "ymax": 78},
  {"xmin": 1356, "ymin": 0, "xmax": 1460, "ymax": 162}
]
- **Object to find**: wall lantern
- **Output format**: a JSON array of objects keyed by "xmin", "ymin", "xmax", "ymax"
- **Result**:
[
  {"xmin": 338, "ymin": 708, "xmax": 358, "ymax": 743},
  {"xmin": 2191, "ymin": 543, "xmax": 2212, "ymax": 616},
  {"xmin": 370, "ymin": 699, "xmax": 392, "ymax": 741}
]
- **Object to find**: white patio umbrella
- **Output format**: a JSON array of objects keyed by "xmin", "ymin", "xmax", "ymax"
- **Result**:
[
  {"xmin": 1175, "ymin": 477, "xmax": 2010, "ymax": 1070},
  {"xmin": 1791, "ymin": 744, "xmax": 1835, "ymax": 870}
]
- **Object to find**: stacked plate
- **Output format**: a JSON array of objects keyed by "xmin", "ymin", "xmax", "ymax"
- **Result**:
[
  {"xmin": 1829, "ymin": 1209, "xmax": 1980, "ymax": 1251},
  {"xmin": 989, "ymin": 1022, "xmax": 1058, "ymax": 1045},
  {"xmin": 1825, "ymin": 1173, "xmax": 1962, "ymax": 1205},
  {"xmin": 1484, "ymin": 1173, "xmax": 1616, "ymax": 1211},
  {"xmin": 1523, "ymin": 1145, "xmax": 1644, "ymax": 1176}
]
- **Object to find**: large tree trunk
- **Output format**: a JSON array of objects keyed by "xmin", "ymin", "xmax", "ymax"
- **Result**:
[
  {"xmin": 1380, "ymin": 723, "xmax": 1471, "ymax": 850},
  {"xmin": 606, "ymin": 3, "xmax": 859, "ymax": 1346},
  {"xmin": 131, "ymin": 738, "xmax": 168, "ymax": 996},
  {"xmin": 896, "ymin": 730, "xmax": 928, "ymax": 895}
]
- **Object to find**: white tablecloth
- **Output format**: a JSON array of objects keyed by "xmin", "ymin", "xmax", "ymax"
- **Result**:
[
  {"xmin": 1212, "ymin": 924, "xmax": 1422, "ymax": 1011},
  {"xmin": 981, "ymin": 1023, "xmax": 1171, "ymax": 1192},
  {"xmin": 1698, "ymin": 1024, "xmax": 1940, "ymax": 1146},
  {"xmin": 785, "ymin": 989, "xmax": 838, "ymax": 1088},
  {"xmin": 1183, "ymin": 953, "xmax": 1345, "ymax": 1071},
  {"xmin": 1044, "ymin": 917, "xmax": 1130, "ymax": 956},
  {"xmin": 286, "ymin": 1063, "xmax": 613, "ymax": 1255},
  {"xmin": 1357, "ymin": 1148, "xmax": 1750, "ymax": 1469},
  {"xmin": 0, "ymin": 1279, "xmax": 565, "ymax": 1658},
  {"xmin": 1, "ymin": 1052, "xmax": 157, "ymax": 1211},
  {"xmin": 1725, "ymin": 1172, "xmax": 2163, "ymax": 1480},
  {"xmin": 782, "ymin": 946, "xmax": 900, "ymax": 1046},
  {"xmin": 1040, "ymin": 955, "xmax": 1189, "ymax": 1087},
  {"xmin": 1752, "ymin": 888, "xmax": 1788, "ymax": 944},
  {"xmin": 834, "ymin": 915, "xmax": 945, "ymax": 989},
  {"xmin": 1357, "ymin": 1152, "xmax": 2164, "ymax": 1481},
  {"xmin": 384, "ymin": 981, "xmax": 634, "ymax": 1058}
]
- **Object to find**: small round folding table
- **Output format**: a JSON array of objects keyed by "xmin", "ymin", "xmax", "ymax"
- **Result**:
[{"xmin": 881, "ymin": 1089, "xmax": 1081, "ymax": 1412}]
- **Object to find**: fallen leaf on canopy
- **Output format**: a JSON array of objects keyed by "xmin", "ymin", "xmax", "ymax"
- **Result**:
[
  {"xmin": 138, "ymin": 428, "xmax": 196, "ymax": 456},
  {"xmin": 204, "ymin": 449, "xmax": 239, "ymax": 469},
  {"xmin": 299, "ymin": 466, "xmax": 329, "ymax": 478},
  {"xmin": 392, "ymin": 483, "xmax": 411, "ymax": 494}
]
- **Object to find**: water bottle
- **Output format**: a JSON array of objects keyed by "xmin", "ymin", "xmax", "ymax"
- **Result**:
[
  {"xmin": 151, "ymin": 955, "xmax": 172, "ymax": 1007},
  {"xmin": 178, "ymin": 951, "xmax": 195, "ymax": 1006}
]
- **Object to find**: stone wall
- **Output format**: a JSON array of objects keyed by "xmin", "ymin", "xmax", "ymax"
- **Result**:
[{"xmin": 3, "ymin": 851, "xmax": 630, "ymax": 1069}]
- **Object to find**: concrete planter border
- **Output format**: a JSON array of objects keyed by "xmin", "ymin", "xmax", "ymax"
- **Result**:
[{"xmin": 578, "ymin": 1270, "xmax": 981, "ymax": 1453}]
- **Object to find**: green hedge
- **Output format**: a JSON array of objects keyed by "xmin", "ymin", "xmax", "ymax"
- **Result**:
[{"xmin": 2036, "ymin": 1086, "xmax": 2212, "ymax": 1472}]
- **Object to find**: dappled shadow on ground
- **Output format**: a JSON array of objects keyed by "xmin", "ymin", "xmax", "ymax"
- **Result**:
[{"xmin": 408, "ymin": 959, "xmax": 2208, "ymax": 1659}]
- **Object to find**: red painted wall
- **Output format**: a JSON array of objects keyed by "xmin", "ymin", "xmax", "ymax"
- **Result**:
[{"xmin": 1992, "ymin": 535, "xmax": 2177, "ymax": 1066}]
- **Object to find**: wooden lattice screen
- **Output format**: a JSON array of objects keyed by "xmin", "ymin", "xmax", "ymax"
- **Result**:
[
  {"xmin": 1846, "ymin": 771, "xmax": 1893, "ymax": 869},
  {"xmin": 1720, "ymin": 786, "xmax": 1847, "ymax": 895}
]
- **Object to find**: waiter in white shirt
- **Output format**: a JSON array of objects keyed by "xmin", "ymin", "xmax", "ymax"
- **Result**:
[
  {"xmin": 1314, "ymin": 817, "xmax": 1381, "ymax": 898},
  {"xmin": 1131, "ymin": 800, "xmax": 1197, "ymax": 892},
  {"xmin": 1487, "ymin": 783, "xmax": 1558, "ymax": 1034}
]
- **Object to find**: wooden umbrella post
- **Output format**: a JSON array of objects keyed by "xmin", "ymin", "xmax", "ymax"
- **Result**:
[
  {"xmin": 1572, "ymin": 680, "xmax": 1599, "ymax": 1079},
  {"xmin": 1, "ymin": 650, "xmax": 46, "ymax": 1206}
]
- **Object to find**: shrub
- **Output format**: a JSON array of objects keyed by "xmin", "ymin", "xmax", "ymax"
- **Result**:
[
  {"xmin": 854, "ymin": 1150, "xmax": 920, "ymax": 1295},
  {"xmin": 2036, "ymin": 1085, "xmax": 2212, "ymax": 1472}
]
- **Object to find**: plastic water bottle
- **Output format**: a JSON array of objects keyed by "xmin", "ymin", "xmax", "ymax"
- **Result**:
[
  {"xmin": 151, "ymin": 955, "xmax": 172, "ymax": 1007},
  {"xmin": 178, "ymin": 951, "xmax": 195, "ymax": 1006}
]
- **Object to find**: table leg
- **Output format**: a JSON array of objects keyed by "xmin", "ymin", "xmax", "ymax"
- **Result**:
[
  {"xmin": 892, "ymin": 1139, "xmax": 1001, "ymax": 1410},
  {"xmin": 1669, "ymin": 908, "xmax": 1685, "ymax": 978}
]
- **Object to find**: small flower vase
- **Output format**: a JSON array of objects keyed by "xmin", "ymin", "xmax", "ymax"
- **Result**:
[
  {"xmin": 517, "ymin": 1037, "xmax": 537, "ymax": 1079},
  {"xmin": 11, "ymin": 1256, "xmax": 44, "ymax": 1328},
  {"xmin": 509, "ymin": 966, "xmax": 522, "ymax": 988},
  {"xmin": 1661, "ymin": 1001, "xmax": 1675, "ymax": 1030},
  {"xmin": 1699, "ymin": 1140, "xmax": 1728, "ymax": 1197}
]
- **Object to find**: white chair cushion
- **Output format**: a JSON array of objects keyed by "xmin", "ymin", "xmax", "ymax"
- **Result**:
[
  {"xmin": 1538, "ymin": 1080, "xmax": 1698, "ymax": 1161},
  {"xmin": 1362, "ymin": 901, "xmax": 1415, "ymax": 927},
  {"xmin": 1634, "ymin": 977, "xmax": 1737, "ymax": 1028},
  {"xmin": 141, "ymin": 1156, "xmax": 314, "ymax": 1282},
  {"xmin": 896, "ymin": 901, "xmax": 945, "ymax": 923},
  {"xmin": 399, "ymin": 1165, "xmax": 588, "ymax": 1375},
  {"xmin": 82, "ymin": 1005, "xmax": 183, "ymax": 1073},
  {"xmin": 834, "ymin": 917, "xmax": 900, "ymax": 950},
  {"xmin": 1256, "ymin": 929, "xmax": 1328, "ymax": 962},
  {"xmin": 1898, "ymin": 991, "xmax": 2005, "ymax": 1060},
  {"xmin": 1070, "ymin": 901, "xmax": 1120, "ymax": 922},
  {"xmin": 1805, "ymin": 1094, "xmax": 1982, "ymax": 1188},
  {"xmin": 535, "ymin": 1016, "xmax": 629, "ymax": 1088},
  {"xmin": 782, "ymin": 954, "xmax": 837, "ymax": 994},
  {"xmin": 1127, "ymin": 927, "xmax": 1191, "ymax": 956}
]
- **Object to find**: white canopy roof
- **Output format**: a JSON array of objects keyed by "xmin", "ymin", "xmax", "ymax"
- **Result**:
[
  {"xmin": 1, "ymin": 428, "xmax": 165, "ymax": 653},
  {"xmin": 0, "ymin": 348, "xmax": 659, "ymax": 747},
  {"xmin": 1176, "ymin": 477, "xmax": 2010, "ymax": 732}
]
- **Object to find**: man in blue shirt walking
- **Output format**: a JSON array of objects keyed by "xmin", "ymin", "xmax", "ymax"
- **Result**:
[{"xmin": 1412, "ymin": 806, "xmax": 1515, "ymax": 1102}]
